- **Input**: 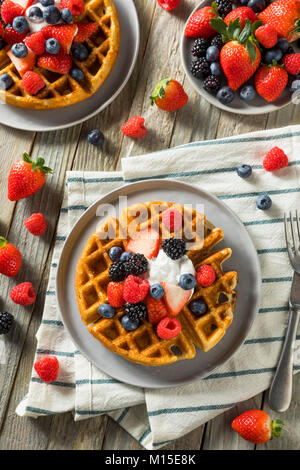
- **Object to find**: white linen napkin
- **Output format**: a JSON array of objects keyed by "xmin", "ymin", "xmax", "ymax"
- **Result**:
[{"xmin": 16, "ymin": 124, "xmax": 300, "ymax": 450}]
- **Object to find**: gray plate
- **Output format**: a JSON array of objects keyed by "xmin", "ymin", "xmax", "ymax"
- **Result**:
[
  {"xmin": 56, "ymin": 179, "xmax": 261, "ymax": 389},
  {"xmin": 0, "ymin": 0, "xmax": 140, "ymax": 132},
  {"xmin": 181, "ymin": 0, "xmax": 298, "ymax": 115}
]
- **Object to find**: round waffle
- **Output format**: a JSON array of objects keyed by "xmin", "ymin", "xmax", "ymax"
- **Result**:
[
  {"xmin": 75, "ymin": 201, "xmax": 238, "ymax": 366},
  {"xmin": 0, "ymin": 0, "xmax": 120, "ymax": 110}
]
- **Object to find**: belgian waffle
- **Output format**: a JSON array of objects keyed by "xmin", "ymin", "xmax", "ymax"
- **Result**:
[
  {"xmin": 0, "ymin": 0, "xmax": 120, "ymax": 109},
  {"xmin": 75, "ymin": 201, "xmax": 238, "ymax": 366}
]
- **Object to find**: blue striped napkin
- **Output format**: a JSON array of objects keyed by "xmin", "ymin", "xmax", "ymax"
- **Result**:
[{"xmin": 17, "ymin": 124, "xmax": 300, "ymax": 449}]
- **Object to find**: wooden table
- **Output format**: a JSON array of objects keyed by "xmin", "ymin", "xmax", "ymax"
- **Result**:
[{"xmin": 0, "ymin": 0, "xmax": 299, "ymax": 451}]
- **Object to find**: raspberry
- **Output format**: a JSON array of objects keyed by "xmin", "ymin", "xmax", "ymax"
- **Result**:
[
  {"xmin": 282, "ymin": 54, "xmax": 300, "ymax": 76},
  {"xmin": 25, "ymin": 31, "xmax": 45, "ymax": 55},
  {"xmin": 34, "ymin": 356, "xmax": 59, "ymax": 383},
  {"xmin": 196, "ymin": 264, "xmax": 216, "ymax": 287},
  {"xmin": 1, "ymin": 0, "xmax": 24, "ymax": 25},
  {"xmin": 263, "ymin": 147, "xmax": 288, "ymax": 172},
  {"xmin": 123, "ymin": 275, "xmax": 150, "ymax": 304},
  {"xmin": 73, "ymin": 22, "xmax": 98, "ymax": 43},
  {"xmin": 24, "ymin": 212, "xmax": 47, "ymax": 235},
  {"xmin": 10, "ymin": 282, "xmax": 36, "ymax": 306},
  {"xmin": 157, "ymin": 316, "xmax": 181, "ymax": 340},
  {"xmin": 60, "ymin": 0, "xmax": 85, "ymax": 16},
  {"xmin": 162, "ymin": 208, "xmax": 182, "ymax": 232},
  {"xmin": 255, "ymin": 24, "xmax": 277, "ymax": 49},
  {"xmin": 157, "ymin": 0, "xmax": 181, "ymax": 11},
  {"xmin": 22, "ymin": 72, "xmax": 45, "ymax": 95},
  {"xmin": 107, "ymin": 282, "xmax": 125, "ymax": 308},
  {"xmin": 121, "ymin": 116, "xmax": 147, "ymax": 138},
  {"xmin": 146, "ymin": 295, "xmax": 168, "ymax": 324}
]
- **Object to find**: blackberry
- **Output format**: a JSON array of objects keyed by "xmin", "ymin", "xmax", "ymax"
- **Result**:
[
  {"xmin": 210, "ymin": 34, "xmax": 223, "ymax": 50},
  {"xmin": 124, "ymin": 253, "xmax": 148, "ymax": 276},
  {"xmin": 203, "ymin": 75, "xmax": 221, "ymax": 94},
  {"xmin": 190, "ymin": 57, "xmax": 210, "ymax": 78},
  {"xmin": 125, "ymin": 302, "xmax": 147, "ymax": 321},
  {"xmin": 109, "ymin": 261, "xmax": 126, "ymax": 282},
  {"xmin": 162, "ymin": 238, "xmax": 186, "ymax": 260},
  {"xmin": 215, "ymin": 0, "xmax": 233, "ymax": 16},
  {"xmin": 0, "ymin": 312, "xmax": 14, "ymax": 335},
  {"xmin": 191, "ymin": 38, "xmax": 209, "ymax": 58}
]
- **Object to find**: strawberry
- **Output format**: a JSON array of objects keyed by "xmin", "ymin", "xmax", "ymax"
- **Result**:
[
  {"xmin": 1, "ymin": 0, "xmax": 24, "ymax": 25},
  {"xmin": 255, "ymin": 64, "xmax": 288, "ymax": 102},
  {"xmin": 73, "ymin": 22, "xmax": 98, "ymax": 43},
  {"xmin": 146, "ymin": 295, "xmax": 168, "ymax": 324},
  {"xmin": 184, "ymin": 6, "xmax": 217, "ymax": 38},
  {"xmin": 126, "ymin": 228, "xmax": 160, "ymax": 259},
  {"xmin": 25, "ymin": 32, "xmax": 46, "ymax": 55},
  {"xmin": 24, "ymin": 213, "xmax": 47, "ymax": 235},
  {"xmin": 10, "ymin": 282, "xmax": 36, "ymax": 306},
  {"xmin": 60, "ymin": 0, "xmax": 85, "ymax": 16},
  {"xmin": 121, "ymin": 116, "xmax": 147, "ymax": 138},
  {"xmin": 224, "ymin": 7, "xmax": 257, "ymax": 30},
  {"xmin": 4, "ymin": 25, "xmax": 27, "ymax": 45},
  {"xmin": 211, "ymin": 18, "xmax": 261, "ymax": 91},
  {"xmin": 123, "ymin": 275, "xmax": 150, "ymax": 304},
  {"xmin": 282, "ymin": 53, "xmax": 300, "ymax": 75},
  {"xmin": 107, "ymin": 281, "xmax": 125, "ymax": 308},
  {"xmin": 37, "ymin": 51, "xmax": 72, "ymax": 74},
  {"xmin": 42, "ymin": 24, "xmax": 78, "ymax": 54},
  {"xmin": 0, "ymin": 24, "xmax": 3, "ymax": 36},
  {"xmin": 263, "ymin": 147, "xmax": 288, "ymax": 172},
  {"xmin": 8, "ymin": 152, "xmax": 52, "ymax": 201},
  {"xmin": 157, "ymin": 316, "xmax": 181, "ymax": 340},
  {"xmin": 161, "ymin": 282, "xmax": 191, "ymax": 316},
  {"xmin": 150, "ymin": 78, "xmax": 188, "ymax": 111},
  {"xmin": 255, "ymin": 24, "xmax": 277, "ymax": 49},
  {"xmin": 34, "ymin": 356, "xmax": 59, "ymax": 383},
  {"xmin": 258, "ymin": 0, "xmax": 300, "ymax": 42},
  {"xmin": 231, "ymin": 410, "xmax": 284, "ymax": 444},
  {"xmin": 7, "ymin": 47, "xmax": 36, "ymax": 77},
  {"xmin": 157, "ymin": 0, "xmax": 181, "ymax": 11},
  {"xmin": 0, "ymin": 237, "xmax": 22, "ymax": 277},
  {"xmin": 22, "ymin": 71, "xmax": 45, "ymax": 95},
  {"xmin": 161, "ymin": 208, "xmax": 182, "ymax": 232}
]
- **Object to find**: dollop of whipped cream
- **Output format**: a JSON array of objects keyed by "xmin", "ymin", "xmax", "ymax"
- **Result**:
[
  {"xmin": 146, "ymin": 249, "xmax": 195, "ymax": 286},
  {"xmin": 26, "ymin": 0, "xmax": 63, "ymax": 33}
]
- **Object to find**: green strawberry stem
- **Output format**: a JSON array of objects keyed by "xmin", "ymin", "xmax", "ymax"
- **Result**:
[
  {"xmin": 23, "ymin": 152, "xmax": 53, "ymax": 174},
  {"xmin": 271, "ymin": 419, "xmax": 284, "ymax": 439},
  {"xmin": 292, "ymin": 19, "xmax": 300, "ymax": 34},
  {"xmin": 0, "ymin": 237, "xmax": 8, "ymax": 249},
  {"xmin": 150, "ymin": 78, "xmax": 171, "ymax": 105}
]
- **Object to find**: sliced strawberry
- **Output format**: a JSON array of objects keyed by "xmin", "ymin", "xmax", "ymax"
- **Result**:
[
  {"xmin": 126, "ymin": 228, "xmax": 160, "ymax": 259},
  {"xmin": 73, "ymin": 22, "xmax": 98, "ymax": 43},
  {"xmin": 4, "ymin": 26, "xmax": 27, "ymax": 45},
  {"xmin": 146, "ymin": 295, "xmax": 168, "ymax": 324},
  {"xmin": 1, "ymin": 0, "xmax": 24, "ymax": 25},
  {"xmin": 37, "ymin": 51, "xmax": 72, "ymax": 74},
  {"xmin": 161, "ymin": 282, "xmax": 191, "ymax": 316},
  {"xmin": 7, "ymin": 48, "xmax": 36, "ymax": 77},
  {"xmin": 25, "ymin": 31, "xmax": 46, "ymax": 55},
  {"xmin": 42, "ymin": 24, "xmax": 78, "ymax": 54}
]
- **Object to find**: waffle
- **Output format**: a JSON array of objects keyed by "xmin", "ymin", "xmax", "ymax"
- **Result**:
[
  {"xmin": 0, "ymin": 0, "xmax": 120, "ymax": 109},
  {"xmin": 75, "ymin": 201, "xmax": 238, "ymax": 366}
]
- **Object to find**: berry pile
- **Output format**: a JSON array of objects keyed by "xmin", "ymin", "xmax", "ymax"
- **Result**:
[{"xmin": 185, "ymin": 0, "xmax": 300, "ymax": 107}]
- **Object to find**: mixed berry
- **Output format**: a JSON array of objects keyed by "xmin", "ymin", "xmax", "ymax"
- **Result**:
[{"xmin": 185, "ymin": 0, "xmax": 300, "ymax": 107}]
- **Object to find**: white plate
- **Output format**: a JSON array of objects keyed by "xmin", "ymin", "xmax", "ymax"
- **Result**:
[
  {"xmin": 181, "ymin": 0, "xmax": 297, "ymax": 115},
  {"xmin": 56, "ymin": 179, "xmax": 261, "ymax": 389},
  {"xmin": 0, "ymin": 0, "xmax": 140, "ymax": 132}
]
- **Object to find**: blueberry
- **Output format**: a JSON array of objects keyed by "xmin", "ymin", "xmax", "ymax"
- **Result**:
[
  {"xmin": 189, "ymin": 299, "xmax": 207, "ymax": 316},
  {"xmin": 28, "ymin": 6, "xmax": 43, "ymax": 21},
  {"xmin": 277, "ymin": 38, "xmax": 290, "ymax": 53},
  {"xmin": 264, "ymin": 48, "xmax": 282, "ymax": 64},
  {"xmin": 121, "ymin": 315, "xmax": 140, "ymax": 331},
  {"xmin": 217, "ymin": 86, "xmax": 235, "ymax": 104},
  {"xmin": 45, "ymin": 38, "xmax": 60, "ymax": 54},
  {"xmin": 70, "ymin": 68, "xmax": 85, "ymax": 82},
  {"xmin": 71, "ymin": 43, "xmax": 89, "ymax": 61},
  {"xmin": 61, "ymin": 8, "xmax": 72, "ymax": 23},
  {"xmin": 12, "ymin": 16, "xmax": 29, "ymax": 34},
  {"xmin": 0, "ymin": 39, "xmax": 7, "ymax": 51},
  {"xmin": 247, "ymin": 0, "xmax": 266, "ymax": 13},
  {"xmin": 87, "ymin": 129, "xmax": 104, "ymax": 147},
  {"xmin": 206, "ymin": 45, "xmax": 219, "ymax": 62},
  {"xmin": 11, "ymin": 43, "xmax": 28, "ymax": 58},
  {"xmin": 237, "ymin": 164, "xmax": 252, "ymax": 178},
  {"xmin": 43, "ymin": 5, "xmax": 61, "ymax": 24},
  {"xmin": 109, "ymin": 246, "xmax": 123, "ymax": 261},
  {"xmin": 210, "ymin": 62, "xmax": 221, "ymax": 76},
  {"xmin": 240, "ymin": 84, "xmax": 256, "ymax": 101},
  {"xmin": 40, "ymin": 0, "xmax": 54, "ymax": 5},
  {"xmin": 150, "ymin": 283, "xmax": 164, "ymax": 299},
  {"xmin": 179, "ymin": 273, "xmax": 196, "ymax": 290},
  {"xmin": 0, "ymin": 73, "xmax": 13, "ymax": 90},
  {"xmin": 98, "ymin": 303, "xmax": 115, "ymax": 319},
  {"xmin": 120, "ymin": 251, "xmax": 132, "ymax": 262},
  {"xmin": 256, "ymin": 194, "xmax": 272, "ymax": 210}
]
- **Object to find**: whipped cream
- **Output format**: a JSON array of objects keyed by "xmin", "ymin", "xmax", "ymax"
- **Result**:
[
  {"xmin": 25, "ymin": 1, "xmax": 62, "ymax": 33},
  {"xmin": 146, "ymin": 249, "xmax": 195, "ymax": 286}
]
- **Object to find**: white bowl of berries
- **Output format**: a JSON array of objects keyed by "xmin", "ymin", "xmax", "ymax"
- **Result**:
[{"xmin": 181, "ymin": 0, "xmax": 300, "ymax": 115}]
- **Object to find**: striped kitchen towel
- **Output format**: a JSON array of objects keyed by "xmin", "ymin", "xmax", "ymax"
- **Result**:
[{"xmin": 17, "ymin": 124, "xmax": 300, "ymax": 449}]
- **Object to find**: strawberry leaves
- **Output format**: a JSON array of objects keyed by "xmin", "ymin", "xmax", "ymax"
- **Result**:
[{"xmin": 23, "ymin": 153, "xmax": 53, "ymax": 174}]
